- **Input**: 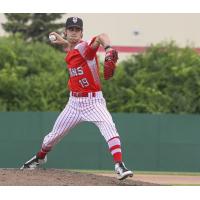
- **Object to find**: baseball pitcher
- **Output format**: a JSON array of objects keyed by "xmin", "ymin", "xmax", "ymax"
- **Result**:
[{"xmin": 20, "ymin": 17, "xmax": 133, "ymax": 180}]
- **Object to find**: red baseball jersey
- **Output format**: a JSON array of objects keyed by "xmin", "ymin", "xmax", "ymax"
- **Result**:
[{"xmin": 65, "ymin": 37, "xmax": 101, "ymax": 93}]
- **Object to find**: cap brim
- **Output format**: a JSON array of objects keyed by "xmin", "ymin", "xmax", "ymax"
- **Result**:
[{"xmin": 66, "ymin": 25, "xmax": 82, "ymax": 29}]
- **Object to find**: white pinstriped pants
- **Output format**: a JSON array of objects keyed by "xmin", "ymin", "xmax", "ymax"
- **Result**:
[{"xmin": 42, "ymin": 91, "xmax": 119, "ymax": 151}]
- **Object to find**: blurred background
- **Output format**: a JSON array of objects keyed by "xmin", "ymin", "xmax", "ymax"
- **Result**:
[
  {"xmin": 1, "ymin": 13, "xmax": 200, "ymax": 172},
  {"xmin": 1, "ymin": 13, "xmax": 200, "ymax": 60}
]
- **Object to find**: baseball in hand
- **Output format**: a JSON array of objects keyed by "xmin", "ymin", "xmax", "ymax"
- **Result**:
[{"xmin": 49, "ymin": 34, "xmax": 57, "ymax": 42}]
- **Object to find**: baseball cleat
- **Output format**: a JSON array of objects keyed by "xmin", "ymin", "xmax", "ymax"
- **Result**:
[
  {"xmin": 20, "ymin": 155, "xmax": 47, "ymax": 170},
  {"xmin": 115, "ymin": 162, "xmax": 133, "ymax": 180}
]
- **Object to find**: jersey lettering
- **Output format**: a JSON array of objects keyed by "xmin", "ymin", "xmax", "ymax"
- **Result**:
[{"xmin": 69, "ymin": 66, "xmax": 84, "ymax": 77}]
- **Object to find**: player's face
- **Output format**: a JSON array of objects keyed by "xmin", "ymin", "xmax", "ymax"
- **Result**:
[{"xmin": 65, "ymin": 27, "xmax": 83, "ymax": 43}]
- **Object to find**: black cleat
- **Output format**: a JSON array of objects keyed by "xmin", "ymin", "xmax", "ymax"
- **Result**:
[
  {"xmin": 20, "ymin": 155, "xmax": 47, "ymax": 170},
  {"xmin": 115, "ymin": 162, "xmax": 133, "ymax": 180}
]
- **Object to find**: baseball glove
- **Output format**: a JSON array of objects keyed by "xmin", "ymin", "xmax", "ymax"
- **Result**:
[{"xmin": 104, "ymin": 49, "xmax": 118, "ymax": 80}]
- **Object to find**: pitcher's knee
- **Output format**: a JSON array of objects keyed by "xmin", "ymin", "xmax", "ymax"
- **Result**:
[{"xmin": 42, "ymin": 131, "xmax": 64, "ymax": 149}]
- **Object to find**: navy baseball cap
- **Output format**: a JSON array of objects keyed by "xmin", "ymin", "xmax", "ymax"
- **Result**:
[{"xmin": 65, "ymin": 17, "xmax": 83, "ymax": 30}]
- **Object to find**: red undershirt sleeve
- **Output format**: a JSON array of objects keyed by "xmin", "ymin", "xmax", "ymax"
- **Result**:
[{"xmin": 83, "ymin": 36, "xmax": 100, "ymax": 60}]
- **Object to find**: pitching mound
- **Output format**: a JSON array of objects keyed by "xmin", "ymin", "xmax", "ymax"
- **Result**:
[{"xmin": 0, "ymin": 169, "xmax": 160, "ymax": 186}]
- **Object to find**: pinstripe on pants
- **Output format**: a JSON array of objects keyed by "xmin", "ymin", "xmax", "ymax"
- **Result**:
[{"xmin": 42, "ymin": 91, "xmax": 119, "ymax": 151}]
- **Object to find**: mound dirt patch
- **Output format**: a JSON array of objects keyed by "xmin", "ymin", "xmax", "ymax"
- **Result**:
[{"xmin": 0, "ymin": 169, "xmax": 161, "ymax": 186}]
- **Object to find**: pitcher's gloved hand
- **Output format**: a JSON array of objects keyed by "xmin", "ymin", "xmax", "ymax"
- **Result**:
[{"xmin": 104, "ymin": 49, "xmax": 118, "ymax": 80}]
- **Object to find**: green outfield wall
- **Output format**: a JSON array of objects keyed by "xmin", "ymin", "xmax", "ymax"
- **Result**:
[{"xmin": 0, "ymin": 112, "xmax": 200, "ymax": 172}]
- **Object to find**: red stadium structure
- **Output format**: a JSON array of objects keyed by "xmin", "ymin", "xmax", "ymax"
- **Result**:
[{"xmin": 99, "ymin": 46, "xmax": 200, "ymax": 54}]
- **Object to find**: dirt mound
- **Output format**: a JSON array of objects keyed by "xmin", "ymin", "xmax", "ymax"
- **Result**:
[{"xmin": 0, "ymin": 169, "xmax": 160, "ymax": 186}]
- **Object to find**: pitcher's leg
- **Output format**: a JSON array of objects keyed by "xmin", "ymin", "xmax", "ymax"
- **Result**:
[
  {"xmin": 86, "ymin": 99, "xmax": 133, "ymax": 180},
  {"xmin": 94, "ymin": 120, "xmax": 122, "ymax": 163},
  {"xmin": 85, "ymin": 102, "xmax": 122, "ymax": 161},
  {"xmin": 40, "ymin": 104, "xmax": 82, "ymax": 155},
  {"xmin": 21, "ymin": 103, "xmax": 82, "ymax": 169}
]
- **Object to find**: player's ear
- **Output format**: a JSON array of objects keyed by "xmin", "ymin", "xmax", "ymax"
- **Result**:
[
  {"xmin": 81, "ymin": 32, "xmax": 83, "ymax": 38},
  {"xmin": 64, "ymin": 29, "xmax": 67, "ymax": 37}
]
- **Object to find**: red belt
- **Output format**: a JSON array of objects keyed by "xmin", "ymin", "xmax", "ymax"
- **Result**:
[{"xmin": 71, "ymin": 92, "xmax": 96, "ymax": 97}]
